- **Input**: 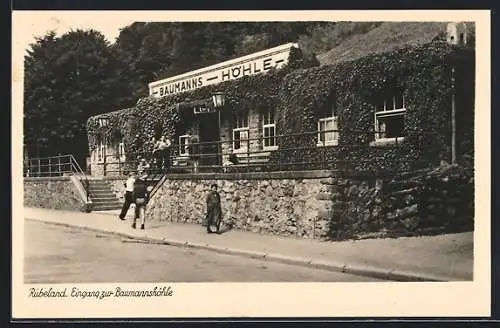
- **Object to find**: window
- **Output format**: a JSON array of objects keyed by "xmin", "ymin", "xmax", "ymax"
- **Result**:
[
  {"xmin": 233, "ymin": 111, "xmax": 249, "ymax": 152},
  {"xmin": 373, "ymin": 94, "xmax": 406, "ymax": 144},
  {"xmin": 262, "ymin": 108, "xmax": 277, "ymax": 149},
  {"xmin": 118, "ymin": 141, "xmax": 125, "ymax": 161},
  {"xmin": 317, "ymin": 103, "xmax": 339, "ymax": 147},
  {"xmin": 317, "ymin": 117, "xmax": 339, "ymax": 146},
  {"xmin": 179, "ymin": 135, "xmax": 190, "ymax": 156},
  {"xmin": 98, "ymin": 118, "xmax": 109, "ymax": 127},
  {"xmin": 97, "ymin": 138, "xmax": 106, "ymax": 163}
]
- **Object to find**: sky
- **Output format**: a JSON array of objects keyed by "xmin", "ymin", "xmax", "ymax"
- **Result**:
[
  {"xmin": 13, "ymin": 12, "xmax": 135, "ymax": 54},
  {"xmin": 12, "ymin": 10, "xmax": 480, "ymax": 57},
  {"xmin": 11, "ymin": 10, "xmax": 485, "ymax": 86}
]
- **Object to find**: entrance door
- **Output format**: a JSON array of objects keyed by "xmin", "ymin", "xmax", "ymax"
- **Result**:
[{"xmin": 198, "ymin": 113, "xmax": 220, "ymax": 171}]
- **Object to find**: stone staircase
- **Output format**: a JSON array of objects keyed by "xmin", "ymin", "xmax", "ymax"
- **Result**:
[{"xmin": 87, "ymin": 179, "xmax": 122, "ymax": 211}]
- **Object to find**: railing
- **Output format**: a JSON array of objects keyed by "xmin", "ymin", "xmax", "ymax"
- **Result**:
[
  {"xmin": 147, "ymin": 174, "xmax": 168, "ymax": 202},
  {"xmin": 24, "ymin": 154, "xmax": 90, "ymax": 201},
  {"xmin": 95, "ymin": 128, "xmax": 410, "ymax": 177},
  {"xmin": 70, "ymin": 155, "xmax": 90, "ymax": 202}
]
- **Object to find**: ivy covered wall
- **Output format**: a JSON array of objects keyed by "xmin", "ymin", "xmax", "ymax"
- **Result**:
[
  {"xmin": 87, "ymin": 42, "xmax": 474, "ymax": 175},
  {"xmin": 269, "ymin": 41, "xmax": 475, "ymax": 173},
  {"xmin": 86, "ymin": 47, "xmax": 310, "ymax": 160}
]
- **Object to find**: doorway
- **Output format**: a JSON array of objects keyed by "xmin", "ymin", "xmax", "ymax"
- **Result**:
[{"xmin": 198, "ymin": 113, "xmax": 220, "ymax": 171}]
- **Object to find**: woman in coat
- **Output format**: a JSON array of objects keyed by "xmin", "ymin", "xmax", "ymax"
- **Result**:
[{"xmin": 205, "ymin": 183, "xmax": 222, "ymax": 233}]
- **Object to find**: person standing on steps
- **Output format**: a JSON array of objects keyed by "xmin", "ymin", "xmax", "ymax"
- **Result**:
[
  {"xmin": 206, "ymin": 183, "xmax": 222, "ymax": 233},
  {"xmin": 154, "ymin": 136, "xmax": 171, "ymax": 172},
  {"xmin": 132, "ymin": 175, "xmax": 148, "ymax": 230},
  {"xmin": 137, "ymin": 157, "xmax": 150, "ymax": 177},
  {"xmin": 119, "ymin": 171, "xmax": 136, "ymax": 220}
]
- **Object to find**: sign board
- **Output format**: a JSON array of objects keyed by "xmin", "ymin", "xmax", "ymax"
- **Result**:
[
  {"xmin": 149, "ymin": 43, "xmax": 299, "ymax": 98},
  {"xmin": 193, "ymin": 106, "xmax": 217, "ymax": 115}
]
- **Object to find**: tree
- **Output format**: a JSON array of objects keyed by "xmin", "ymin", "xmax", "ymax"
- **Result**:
[{"xmin": 24, "ymin": 29, "xmax": 123, "ymax": 166}]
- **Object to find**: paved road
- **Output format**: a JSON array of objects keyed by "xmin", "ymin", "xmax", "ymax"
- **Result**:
[{"xmin": 24, "ymin": 220, "xmax": 384, "ymax": 283}]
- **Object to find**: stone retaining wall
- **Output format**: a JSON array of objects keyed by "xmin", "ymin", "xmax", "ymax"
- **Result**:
[
  {"xmin": 104, "ymin": 177, "xmax": 128, "ymax": 202},
  {"xmin": 328, "ymin": 165, "xmax": 474, "ymax": 240},
  {"xmin": 101, "ymin": 165, "xmax": 474, "ymax": 241},
  {"xmin": 109, "ymin": 171, "xmax": 337, "ymax": 239},
  {"xmin": 23, "ymin": 165, "xmax": 473, "ymax": 241},
  {"xmin": 410, "ymin": 164, "xmax": 474, "ymax": 233},
  {"xmin": 24, "ymin": 177, "xmax": 83, "ymax": 211}
]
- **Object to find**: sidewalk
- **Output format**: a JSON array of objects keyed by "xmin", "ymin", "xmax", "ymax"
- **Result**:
[{"xmin": 23, "ymin": 207, "xmax": 473, "ymax": 282}]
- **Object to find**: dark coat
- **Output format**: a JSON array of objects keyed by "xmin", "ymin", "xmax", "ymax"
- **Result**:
[
  {"xmin": 133, "ymin": 178, "xmax": 148, "ymax": 205},
  {"xmin": 206, "ymin": 190, "xmax": 222, "ymax": 228},
  {"xmin": 229, "ymin": 153, "xmax": 239, "ymax": 164}
]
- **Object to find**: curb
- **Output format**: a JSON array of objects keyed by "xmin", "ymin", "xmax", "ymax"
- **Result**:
[{"xmin": 26, "ymin": 217, "xmax": 452, "ymax": 282}]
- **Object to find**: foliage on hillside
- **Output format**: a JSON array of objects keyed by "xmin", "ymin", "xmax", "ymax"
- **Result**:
[
  {"xmin": 317, "ymin": 22, "xmax": 448, "ymax": 66},
  {"xmin": 298, "ymin": 21, "xmax": 383, "ymax": 57}
]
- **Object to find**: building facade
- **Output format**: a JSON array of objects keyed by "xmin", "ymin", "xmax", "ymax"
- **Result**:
[{"xmin": 87, "ymin": 24, "xmax": 475, "ymax": 177}]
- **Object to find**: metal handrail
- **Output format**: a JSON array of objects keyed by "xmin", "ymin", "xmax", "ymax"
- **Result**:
[
  {"xmin": 23, "ymin": 154, "xmax": 90, "ymax": 201},
  {"xmin": 95, "ymin": 128, "xmax": 408, "ymax": 175},
  {"xmin": 69, "ymin": 155, "xmax": 90, "ymax": 202},
  {"xmin": 147, "ymin": 174, "xmax": 168, "ymax": 202}
]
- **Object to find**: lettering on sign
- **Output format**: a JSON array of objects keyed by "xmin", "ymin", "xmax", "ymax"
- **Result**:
[
  {"xmin": 149, "ymin": 43, "xmax": 298, "ymax": 97},
  {"xmin": 194, "ymin": 106, "xmax": 217, "ymax": 115}
]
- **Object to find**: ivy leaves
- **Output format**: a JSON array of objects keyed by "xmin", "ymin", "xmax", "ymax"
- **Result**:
[
  {"xmin": 87, "ymin": 41, "xmax": 473, "ymax": 174},
  {"xmin": 87, "ymin": 49, "xmax": 308, "ymax": 157},
  {"xmin": 272, "ymin": 41, "xmax": 474, "ymax": 172}
]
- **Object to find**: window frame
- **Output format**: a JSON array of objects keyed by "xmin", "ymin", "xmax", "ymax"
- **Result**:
[
  {"xmin": 261, "ymin": 108, "xmax": 277, "ymax": 150},
  {"xmin": 118, "ymin": 141, "xmax": 126, "ymax": 162},
  {"xmin": 317, "ymin": 116, "xmax": 339, "ymax": 147},
  {"xmin": 232, "ymin": 111, "xmax": 249, "ymax": 153},
  {"xmin": 98, "ymin": 118, "xmax": 108, "ymax": 128},
  {"xmin": 232, "ymin": 127, "xmax": 249, "ymax": 153},
  {"xmin": 373, "ymin": 94, "xmax": 407, "ymax": 145},
  {"xmin": 233, "ymin": 111, "xmax": 249, "ymax": 129},
  {"xmin": 178, "ymin": 134, "xmax": 191, "ymax": 157},
  {"xmin": 97, "ymin": 141, "xmax": 106, "ymax": 163}
]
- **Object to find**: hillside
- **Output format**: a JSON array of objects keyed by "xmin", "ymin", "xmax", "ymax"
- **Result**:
[{"xmin": 316, "ymin": 22, "xmax": 447, "ymax": 66}]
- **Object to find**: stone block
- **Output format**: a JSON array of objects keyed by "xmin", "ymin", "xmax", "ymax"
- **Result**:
[
  {"xmin": 320, "ymin": 177, "xmax": 336, "ymax": 185},
  {"xmin": 331, "ymin": 192, "xmax": 343, "ymax": 200},
  {"xmin": 315, "ymin": 193, "xmax": 332, "ymax": 201},
  {"xmin": 317, "ymin": 209, "xmax": 334, "ymax": 220}
]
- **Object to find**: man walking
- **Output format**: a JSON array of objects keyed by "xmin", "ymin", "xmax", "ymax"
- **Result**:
[{"xmin": 119, "ymin": 171, "xmax": 136, "ymax": 220}]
